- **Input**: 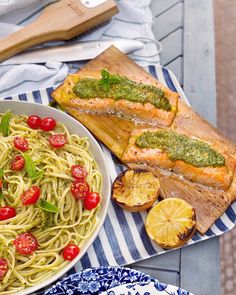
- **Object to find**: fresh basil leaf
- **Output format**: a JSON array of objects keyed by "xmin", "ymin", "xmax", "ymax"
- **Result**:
[
  {"xmin": 0, "ymin": 190, "xmax": 2, "ymax": 199},
  {"xmin": 0, "ymin": 112, "xmax": 11, "ymax": 137},
  {"xmin": 23, "ymin": 153, "xmax": 43, "ymax": 180},
  {"xmin": 0, "ymin": 168, "xmax": 4, "ymax": 178},
  {"xmin": 109, "ymin": 75, "xmax": 121, "ymax": 83},
  {"xmin": 101, "ymin": 69, "xmax": 109, "ymax": 80},
  {"xmin": 38, "ymin": 199, "xmax": 59, "ymax": 213},
  {"xmin": 103, "ymin": 81, "xmax": 110, "ymax": 92},
  {"xmin": 31, "ymin": 170, "xmax": 44, "ymax": 180}
]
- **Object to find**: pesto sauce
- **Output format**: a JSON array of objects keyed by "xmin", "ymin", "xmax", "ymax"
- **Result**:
[
  {"xmin": 73, "ymin": 76, "xmax": 172, "ymax": 111},
  {"xmin": 135, "ymin": 130, "xmax": 225, "ymax": 167}
]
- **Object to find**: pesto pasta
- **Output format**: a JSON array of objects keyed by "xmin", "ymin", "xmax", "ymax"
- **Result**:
[{"xmin": 0, "ymin": 112, "xmax": 103, "ymax": 294}]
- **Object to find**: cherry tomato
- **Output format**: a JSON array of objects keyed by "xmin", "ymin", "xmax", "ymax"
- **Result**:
[
  {"xmin": 71, "ymin": 180, "xmax": 89, "ymax": 200},
  {"xmin": 71, "ymin": 165, "xmax": 88, "ymax": 179},
  {"xmin": 0, "ymin": 180, "xmax": 2, "ymax": 190},
  {"xmin": 49, "ymin": 134, "xmax": 67, "ymax": 148},
  {"xmin": 13, "ymin": 233, "xmax": 38, "ymax": 255},
  {"xmin": 14, "ymin": 137, "xmax": 29, "ymax": 151},
  {"xmin": 11, "ymin": 155, "xmax": 25, "ymax": 171},
  {"xmin": 0, "ymin": 259, "xmax": 8, "ymax": 279},
  {"xmin": 21, "ymin": 186, "xmax": 40, "ymax": 205},
  {"xmin": 84, "ymin": 192, "xmax": 100, "ymax": 210},
  {"xmin": 40, "ymin": 117, "xmax": 56, "ymax": 131},
  {"xmin": 27, "ymin": 115, "xmax": 41, "ymax": 129},
  {"xmin": 62, "ymin": 244, "xmax": 80, "ymax": 261},
  {"xmin": 0, "ymin": 206, "xmax": 16, "ymax": 221}
]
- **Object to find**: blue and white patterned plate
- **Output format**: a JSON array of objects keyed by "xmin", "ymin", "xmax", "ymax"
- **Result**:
[
  {"xmin": 44, "ymin": 266, "xmax": 192, "ymax": 295},
  {"xmin": 100, "ymin": 281, "xmax": 193, "ymax": 295}
]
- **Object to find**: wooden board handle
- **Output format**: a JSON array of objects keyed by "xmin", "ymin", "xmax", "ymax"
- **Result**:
[{"xmin": 0, "ymin": 24, "xmax": 65, "ymax": 62}]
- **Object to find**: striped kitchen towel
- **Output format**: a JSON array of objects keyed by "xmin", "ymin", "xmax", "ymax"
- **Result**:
[{"xmin": 2, "ymin": 65, "xmax": 236, "ymax": 294}]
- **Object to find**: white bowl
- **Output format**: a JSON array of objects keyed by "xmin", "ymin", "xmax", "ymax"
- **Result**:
[{"xmin": 0, "ymin": 101, "xmax": 111, "ymax": 295}]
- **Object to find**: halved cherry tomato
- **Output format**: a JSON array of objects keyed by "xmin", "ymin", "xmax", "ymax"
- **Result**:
[
  {"xmin": 71, "ymin": 180, "xmax": 89, "ymax": 200},
  {"xmin": 84, "ymin": 192, "xmax": 100, "ymax": 210},
  {"xmin": 49, "ymin": 134, "xmax": 67, "ymax": 148},
  {"xmin": 71, "ymin": 165, "xmax": 88, "ymax": 179},
  {"xmin": 14, "ymin": 137, "xmax": 29, "ymax": 151},
  {"xmin": 27, "ymin": 115, "xmax": 41, "ymax": 129},
  {"xmin": 40, "ymin": 117, "xmax": 56, "ymax": 131},
  {"xmin": 0, "ymin": 206, "xmax": 16, "ymax": 221},
  {"xmin": 13, "ymin": 233, "xmax": 38, "ymax": 255},
  {"xmin": 11, "ymin": 155, "xmax": 25, "ymax": 171},
  {"xmin": 0, "ymin": 259, "xmax": 8, "ymax": 279},
  {"xmin": 21, "ymin": 186, "xmax": 40, "ymax": 205},
  {"xmin": 62, "ymin": 244, "xmax": 80, "ymax": 261},
  {"xmin": 0, "ymin": 180, "xmax": 2, "ymax": 190}
]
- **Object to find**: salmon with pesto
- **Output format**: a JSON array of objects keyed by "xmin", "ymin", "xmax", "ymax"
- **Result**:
[
  {"xmin": 52, "ymin": 69, "xmax": 178, "ymax": 127},
  {"xmin": 122, "ymin": 128, "xmax": 235, "ymax": 190}
]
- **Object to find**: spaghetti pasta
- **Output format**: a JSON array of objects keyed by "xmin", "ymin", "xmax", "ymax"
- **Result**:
[{"xmin": 0, "ymin": 112, "xmax": 103, "ymax": 294}]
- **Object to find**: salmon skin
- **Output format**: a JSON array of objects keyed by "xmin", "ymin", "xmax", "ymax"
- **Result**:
[
  {"xmin": 122, "ymin": 128, "xmax": 235, "ymax": 191},
  {"xmin": 52, "ymin": 72, "xmax": 179, "ymax": 127}
]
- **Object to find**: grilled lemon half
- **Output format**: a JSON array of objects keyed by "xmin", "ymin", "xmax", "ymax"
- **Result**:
[
  {"xmin": 112, "ymin": 169, "xmax": 160, "ymax": 212},
  {"xmin": 145, "ymin": 198, "xmax": 196, "ymax": 249}
]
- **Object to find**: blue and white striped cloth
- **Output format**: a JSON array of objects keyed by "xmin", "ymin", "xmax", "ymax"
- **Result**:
[{"xmin": 2, "ymin": 66, "xmax": 236, "ymax": 295}]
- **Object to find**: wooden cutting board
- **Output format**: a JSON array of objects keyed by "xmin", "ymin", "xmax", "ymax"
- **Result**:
[{"xmin": 53, "ymin": 46, "xmax": 235, "ymax": 235}]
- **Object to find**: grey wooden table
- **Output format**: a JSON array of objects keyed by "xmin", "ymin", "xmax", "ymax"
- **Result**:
[{"xmin": 129, "ymin": 1, "xmax": 221, "ymax": 294}]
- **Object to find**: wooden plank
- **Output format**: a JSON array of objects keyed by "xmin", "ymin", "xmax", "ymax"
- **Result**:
[
  {"xmin": 160, "ymin": 28, "xmax": 183, "ymax": 65},
  {"xmin": 180, "ymin": 238, "xmax": 220, "ymax": 295},
  {"xmin": 131, "ymin": 250, "xmax": 181, "ymax": 272},
  {"xmin": 150, "ymin": 0, "xmax": 181, "ymax": 17},
  {"xmin": 181, "ymin": 1, "xmax": 220, "ymax": 294},
  {"xmin": 183, "ymin": 0, "xmax": 216, "ymax": 124},
  {"xmin": 165, "ymin": 56, "xmax": 183, "ymax": 84},
  {"xmin": 153, "ymin": 1, "xmax": 183, "ymax": 40},
  {"xmin": 130, "ymin": 265, "xmax": 180, "ymax": 286}
]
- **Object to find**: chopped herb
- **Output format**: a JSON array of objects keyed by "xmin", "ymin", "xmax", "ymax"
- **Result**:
[
  {"xmin": 73, "ymin": 70, "xmax": 172, "ymax": 111},
  {"xmin": 0, "ymin": 169, "xmax": 3, "ymax": 178},
  {"xmin": 38, "ymin": 199, "xmax": 59, "ymax": 213},
  {"xmin": 135, "ymin": 130, "xmax": 225, "ymax": 167},
  {"xmin": 0, "ymin": 112, "xmax": 11, "ymax": 137},
  {"xmin": 23, "ymin": 153, "xmax": 44, "ymax": 180}
]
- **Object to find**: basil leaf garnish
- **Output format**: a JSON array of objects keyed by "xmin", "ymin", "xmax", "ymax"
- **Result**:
[
  {"xmin": 0, "ymin": 112, "xmax": 11, "ymax": 137},
  {"xmin": 0, "ymin": 168, "xmax": 4, "ymax": 178},
  {"xmin": 23, "ymin": 153, "xmax": 44, "ymax": 180},
  {"xmin": 98, "ymin": 69, "xmax": 121, "ymax": 92},
  {"xmin": 38, "ymin": 200, "xmax": 59, "ymax": 213}
]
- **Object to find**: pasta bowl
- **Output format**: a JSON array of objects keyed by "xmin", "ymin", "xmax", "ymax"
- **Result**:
[{"xmin": 0, "ymin": 100, "xmax": 111, "ymax": 295}]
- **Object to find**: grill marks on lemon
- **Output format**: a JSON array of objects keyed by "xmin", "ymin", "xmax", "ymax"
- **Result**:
[
  {"xmin": 145, "ymin": 198, "xmax": 196, "ymax": 249},
  {"xmin": 112, "ymin": 170, "xmax": 160, "ymax": 212}
]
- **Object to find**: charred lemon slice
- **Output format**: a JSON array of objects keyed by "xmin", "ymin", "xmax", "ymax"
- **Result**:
[
  {"xmin": 112, "ymin": 169, "xmax": 160, "ymax": 212},
  {"xmin": 145, "ymin": 198, "xmax": 196, "ymax": 249}
]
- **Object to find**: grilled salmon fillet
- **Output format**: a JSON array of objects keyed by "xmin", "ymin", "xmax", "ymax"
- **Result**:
[
  {"xmin": 52, "ymin": 71, "xmax": 179, "ymax": 127},
  {"xmin": 122, "ymin": 128, "xmax": 235, "ymax": 190}
]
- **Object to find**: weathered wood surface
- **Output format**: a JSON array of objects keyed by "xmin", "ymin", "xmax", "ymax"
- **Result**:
[{"xmin": 132, "ymin": 1, "xmax": 220, "ymax": 294}]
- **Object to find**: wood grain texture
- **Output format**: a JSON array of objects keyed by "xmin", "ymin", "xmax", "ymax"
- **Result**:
[
  {"xmin": 181, "ymin": 1, "xmax": 220, "ymax": 294},
  {"xmin": 0, "ymin": 0, "xmax": 118, "ymax": 62},
  {"xmin": 183, "ymin": 0, "xmax": 216, "ymax": 124},
  {"xmin": 150, "ymin": 0, "xmax": 181, "ymax": 17},
  {"xmin": 152, "ymin": 1, "xmax": 183, "ymax": 41},
  {"xmin": 160, "ymin": 29, "xmax": 183, "ymax": 65}
]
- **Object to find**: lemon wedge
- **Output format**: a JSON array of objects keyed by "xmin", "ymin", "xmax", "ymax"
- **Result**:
[{"xmin": 145, "ymin": 198, "xmax": 196, "ymax": 249}]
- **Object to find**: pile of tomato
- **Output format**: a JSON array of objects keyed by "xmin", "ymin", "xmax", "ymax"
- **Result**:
[{"xmin": 0, "ymin": 115, "xmax": 101, "ymax": 278}]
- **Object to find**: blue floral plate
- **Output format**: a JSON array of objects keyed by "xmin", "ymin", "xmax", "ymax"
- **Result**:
[{"xmin": 44, "ymin": 266, "xmax": 192, "ymax": 295}]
